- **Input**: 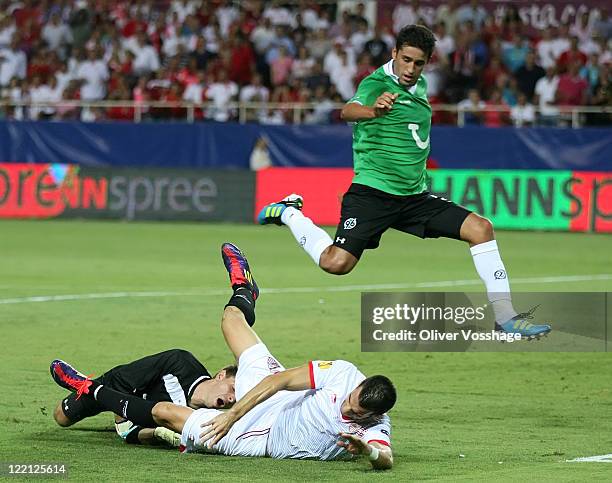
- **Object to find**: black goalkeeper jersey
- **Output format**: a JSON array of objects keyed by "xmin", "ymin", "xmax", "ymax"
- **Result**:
[{"xmin": 98, "ymin": 349, "xmax": 211, "ymax": 407}]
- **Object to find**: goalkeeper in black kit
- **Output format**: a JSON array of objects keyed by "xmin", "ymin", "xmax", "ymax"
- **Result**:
[{"xmin": 52, "ymin": 349, "xmax": 236, "ymax": 446}]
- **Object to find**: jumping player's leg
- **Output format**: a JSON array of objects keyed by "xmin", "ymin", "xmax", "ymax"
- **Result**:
[
  {"xmin": 258, "ymin": 187, "xmax": 394, "ymax": 275},
  {"xmin": 427, "ymin": 208, "xmax": 550, "ymax": 336},
  {"xmin": 458, "ymin": 213, "xmax": 518, "ymax": 322}
]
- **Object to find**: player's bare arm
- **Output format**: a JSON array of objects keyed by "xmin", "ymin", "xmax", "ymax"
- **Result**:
[
  {"xmin": 199, "ymin": 364, "xmax": 311, "ymax": 445},
  {"xmin": 337, "ymin": 432, "xmax": 393, "ymax": 470},
  {"xmin": 341, "ymin": 92, "xmax": 399, "ymax": 122}
]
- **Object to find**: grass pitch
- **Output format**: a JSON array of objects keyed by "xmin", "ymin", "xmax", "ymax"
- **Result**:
[{"xmin": 1, "ymin": 220, "xmax": 611, "ymax": 481}]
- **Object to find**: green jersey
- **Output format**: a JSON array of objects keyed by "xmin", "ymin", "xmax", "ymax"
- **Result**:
[{"xmin": 348, "ymin": 60, "xmax": 432, "ymax": 196}]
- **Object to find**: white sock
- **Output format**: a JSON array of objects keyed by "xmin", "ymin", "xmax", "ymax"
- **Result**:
[
  {"xmin": 281, "ymin": 207, "xmax": 333, "ymax": 265},
  {"xmin": 470, "ymin": 240, "xmax": 517, "ymax": 323}
]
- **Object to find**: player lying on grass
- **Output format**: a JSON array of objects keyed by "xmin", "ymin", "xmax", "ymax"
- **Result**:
[
  {"xmin": 50, "ymin": 243, "xmax": 395, "ymax": 469},
  {"xmin": 258, "ymin": 24, "xmax": 550, "ymax": 340},
  {"xmin": 52, "ymin": 349, "xmax": 236, "ymax": 446}
]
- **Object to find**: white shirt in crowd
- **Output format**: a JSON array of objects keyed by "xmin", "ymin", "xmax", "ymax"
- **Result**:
[
  {"xmin": 42, "ymin": 22, "xmax": 73, "ymax": 51},
  {"xmin": 0, "ymin": 23, "xmax": 16, "ymax": 48},
  {"xmin": 216, "ymin": 4, "xmax": 238, "ymax": 36},
  {"xmin": 182, "ymin": 82, "xmax": 205, "ymax": 103},
  {"xmin": 330, "ymin": 61, "xmax": 357, "ymax": 100},
  {"xmin": 206, "ymin": 81, "xmax": 238, "ymax": 122},
  {"xmin": 0, "ymin": 47, "xmax": 27, "ymax": 86},
  {"xmin": 536, "ymin": 38, "xmax": 558, "ymax": 69},
  {"xmin": 29, "ymin": 83, "xmax": 62, "ymax": 119},
  {"xmin": 131, "ymin": 43, "xmax": 160, "ymax": 75},
  {"xmin": 76, "ymin": 59, "xmax": 109, "ymax": 101},
  {"xmin": 263, "ymin": 5, "xmax": 294, "ymax": 26},
  {"xmin": 170, "ymin": 0, "xmax": 196, "ymax": 23},
  {"xmin": 511, "ymin": 103, "xmax": 536, "ymax": 127},
  {"xmin": 534, "ymin": 75, "xmax": 559, "ymax": 116}
]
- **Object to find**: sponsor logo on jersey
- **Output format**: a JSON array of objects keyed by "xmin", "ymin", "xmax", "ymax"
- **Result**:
[
  {"xmin": 348, "ymin": 423, "xmax": 366, "ymax": 437},
  {"xmin": 494, "ymin": 269, "xmax": 507, "ymax": 279},
  {"xmin": 299, "ymin": 236, "xmax": 306, "ymax": 247},
  {"xmin": 344, "ymin": 218, "xmax": 357, "ymax": 230},
  {"xmin": 318, "ymin": 361, "xmax": 333, "ymax": 369},
  {"xmin": 381, "ymin": 429, "xmax": 390, "ymax": 436},
  {"xmin": 335, "ymin": 237, "xmax": 345, "ymax": 244},
  {"xmin": 267, "ymin": 357, "xmax": 281, "ymax": 372}
]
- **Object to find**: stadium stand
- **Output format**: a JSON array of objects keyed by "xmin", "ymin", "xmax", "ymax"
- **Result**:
[{"xmin": 0, "ymin": 0, "xmax": 609, "ymax": 125}]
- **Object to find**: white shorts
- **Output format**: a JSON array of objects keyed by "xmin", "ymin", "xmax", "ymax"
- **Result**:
[{"xmin": 180, "ymin": 343, "xmax": 288, "ymax": 456}]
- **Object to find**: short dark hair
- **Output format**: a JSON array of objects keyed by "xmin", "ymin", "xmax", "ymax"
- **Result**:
[
  {"xmin": 218, "ymin": 365, "xmax": 238, "ymax": 378},
  {"xmin": 358, "ymin": 375, "xmax": 397, "ymax": 415},
  {"xmin": 396, "ymin": 24, "xmax": 436, "ymax": 60}
]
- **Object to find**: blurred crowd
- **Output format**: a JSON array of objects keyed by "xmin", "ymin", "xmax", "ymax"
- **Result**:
[{"xmin": 0, "ymin": 0, "xmax": 609, "ymax": 126}]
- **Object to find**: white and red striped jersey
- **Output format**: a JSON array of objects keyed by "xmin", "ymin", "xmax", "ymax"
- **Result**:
[{"xmin": 266, "ymin": 360, "xmax": 391, "ymax": 460}]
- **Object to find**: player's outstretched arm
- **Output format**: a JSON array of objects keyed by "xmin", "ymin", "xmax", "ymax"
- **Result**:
[
  {"xmin": 341, "ymin": 92, "xmax": 398, "ymax": 122},
  {"xmin": 337, "ymin": 433, "xmax": 393, "ymax": 470},
  {"xmin": 199, "ymin": 364, "xmax": 311, "ymax": 445}
]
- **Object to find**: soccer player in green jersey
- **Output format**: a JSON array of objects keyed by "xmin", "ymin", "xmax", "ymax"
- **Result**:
[{"xmin": 258, "ymin": 25, "xmax": 550, "ymax": 338}]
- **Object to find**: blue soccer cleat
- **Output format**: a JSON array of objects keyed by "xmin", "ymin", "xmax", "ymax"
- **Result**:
[
  {"xmin": 50, "ymin": 359, "xmax": 93, "ymax": 399},
  {"xmin": 221, "ymin": 243, "xmax": 259, "ymax": 301},
  {"xmin": 494, "ymin": 305, "xmax": 551, "ymax": 339},
  {"xmin": 257, "ymin": 193, "xmax": 303, "ymax": 225}
]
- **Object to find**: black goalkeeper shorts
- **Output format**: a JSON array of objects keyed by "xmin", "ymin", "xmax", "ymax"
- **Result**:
[{"xmin": 333, "ymin": 183, "xmax": 472, "ymax": 259}]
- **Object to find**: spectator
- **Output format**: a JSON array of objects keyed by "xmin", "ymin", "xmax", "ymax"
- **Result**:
[
  {"xmin": 483, "ymin": 88, "xmax": 510, "ymax": 127},
  {"xmin": 580, "ymin": 53, "xmax": 601, "ymax": 94},
  {"xmin": 435, "ymin": 0, "xmax": 460, "ymax": 37},
  {"xmin": 570, "ymin": 11, "xmax": 593, "ymax": 46},
  {"xmin": 552, "ymin": 23, "xmax": 571, "ymax": 62},
  {"xmin": 76, "ymin": 48, "xmax": 109, "ymax": 101},
  {"xmin": 533, "ymin": 66, "xmax": 559, "ymax": 125},
  {"xmin": 304, "ymin": 62, "xmax": 330, "ymax": 91},
  {"xmin": 456, "ymin": 0, "xmax": 488, "ymax": 31},
  {"xmin": 457, "ymin": 88, "xmax": 485, "ymax": 125},
  {"xmin": 480, "ymin": 56, "xmax": 507, "ymax": 98},
  {"xmin": 263, "ymin": 0, "xmax": 293, "ymax": 27},
  {"xmin": 556, "ymin": 61, "xmax": 589, "ymax": 106},
  {"xmin": 514, "ymin": 50, "xmax": 545, "ymax": 101},
  {"xmin": 501, "ymin": 35, "xmax": 529, "ymax": 73},
  {"xmin": 592, "ymin": 7, "xmax": 612, "ymax": 40},
  {"xmin": 510, "ymin": 92, "xmax": 536, "ymax": 127},
  {"xmin": 55, "ymin": 61, "xmax": 74, "ymax": 95},
  {"xmin": 69, "ymin": 5, "xmax": 93, "ymax": 50},
  {"xmin": 354, "ymin": 52, "xmax": 376, "ymax": 86},
  {"xmin": 42, "ymin": 11, "xmax": 72, "ymax": 56},
  {"xmin": 216, "ymin": 0, "xmax": 239, "ymax": 37},
  {"xmin": 291, "ymin": 46, "xmax": 315, "ymax": 80},
  {"xmin": 205, "ymin": 68, "xmax": 237, "ymax": 122},
  {"xmin": 0, "ymin": 35, "xmax": 27, "ymax": 87},
  {"xmin": 240, "ymin": 72, "xmax": 269, "ymax": 122},
  {"xmin": 228, "ymin": 35, "xmax": 255, "ymax": 85},
  {"xmin": 536, "ymin": 26, "xmax": 557, "ymax": 69},
  {"xmin": 130, "ymin": 32, "xmax": 160, "ymax": 76},
  {"xmin": 330, "ymin": 50, "xmax": 357, "ymax": 100},
  {"xmin": 557, "ymin": 36, "xmax": 587, "ymax": 73},
  {"xmin": 434, "ymin": 22, "xmax": 455, "ymax": 59},
  {"xmin": 363, "ymin": 25, "xmax": 390, "ymax": 67},
  {"xmin": 270, "ymin": 45, "xmax": 293, "ymax": 86},
  {"xmin": 29, "ymin": 75, "xmax": 61, "ymax": 120},
  {"xmin": 393, "ymin": 0, "xmax": 428, "ymax": 35},
  {"xmin": 306, "ymin": 28, "xmax": 332, "ymax": 61},
  {"xmin": 586, "ymin": 65, "xmax": 611, "ymax": 126},
  {"xmin": 250, "ymin": 17, "xmax": 275, "ymax": 56},
  {"xmin": 350, "ymin": 18, "xmax": 372, "ymax": 54},
  {"xmin": 304, "ymin": 85, "xmax": 335, "ymax": 124},
  {"xmin": 0, "ymin": 14, "xmax": 17, "ymax": 48}
]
